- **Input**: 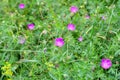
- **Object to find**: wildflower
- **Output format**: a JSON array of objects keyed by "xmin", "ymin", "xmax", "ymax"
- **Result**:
[
  {"xmin": 67, "ymin": 23, "xmax": 75, "ymax": 31},
  {"xmin": 45, "ymin": 62, "xmax": 54, "ymax": 67},
  {"xmin": 101, "ymin": 16, "xmax": 106, "ymax": 20},
  {"xmin": 45, "ymin": 62, "xmax": 54, "ymax": 71},
  {"xmin": 101, "ymin": 58, "xmax": 112, "ymax": 69},
  {"xmin": 3, "ymin": 69, "xmax": 13, "ymax": 76},
  {"xmin": 1, "ymin": 62, "xmax": 11, "ymax": 70},
  {"xmin": 19, "ymin": 3, "xmax": 25, "ymax": 9},
  {"xmin": 18, "ymin": 36, "xmax": 25, "ymax": 44},
  {"xmin": 70, "ymin": 6, "xmax": 78, "ymax": 13},
  {"xmin": 55, "ymin": 38, "xmax": 64, "ymax": 47},
  {"xmin": 1, "ymin": 62, "xmax": 13, "ymax": 76},
  {"xmin": 85, "ymin": 15, "xmax": 90, "ymax": 19},
  {"xmin": 27, "ymin": 23, "xmax": 35, "ymax": 30},
  {"xmin": 78, "ymin": 36, "xmax": 83, "ymax": 42}
]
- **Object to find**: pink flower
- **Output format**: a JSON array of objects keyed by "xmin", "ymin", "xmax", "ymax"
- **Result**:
[
  {"xmin": 78, "ymin": 36, "xmax": 83, "ymax": 42},
  {"xmin": 27, "ymin": 23, "xmax": 35, "ymax": 30},
  {"xmin": 67, "ymin": 23, "xmax": 75, "ymax": 31},
  {"xmin": 85, "ymin": 15, "xmax": 90, "ymax": 19},
  {"xmin": 18, "ymin": 36, "xmax": 25, "ymax": 44},
  {"xmin": 55, "ymin": 38, "xmax": 64, "ymax": 47},
  {"xmin": 101, "ymin": 58, "xmax": 112, "ymax": 69},
  {"xmin": 70, "ymin": 6, "xmax": 78, "ymax": 13},
  {"xmin": 19, "ymin": 3, "xmax": 25, "ymax": 9}
]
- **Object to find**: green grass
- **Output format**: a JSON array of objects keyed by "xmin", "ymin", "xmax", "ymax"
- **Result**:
[{"xmin": 0, "ymin": 0, "xmax": 120, "ymax": 80}]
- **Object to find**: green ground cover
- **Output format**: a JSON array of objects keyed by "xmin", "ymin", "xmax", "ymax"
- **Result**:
[{"xmin": 0, "ymin": 0, "xmax": 120, "ymax": 80}]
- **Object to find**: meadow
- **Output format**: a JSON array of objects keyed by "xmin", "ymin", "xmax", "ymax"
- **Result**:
[{"xmin": 0, "ymin": 0, "xmax": 120, "ymax": 80}]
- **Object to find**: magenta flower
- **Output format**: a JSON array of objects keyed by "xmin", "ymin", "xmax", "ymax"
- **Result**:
[
  {"xmin": 70, "ymin": 6, "xmax": 78, "ymax": 13},
  {"xmin": 19, "ymin": 3, "xmax": 25, "ymax": 9},
  {"xmin": 101, "ymin": 58, "xmax": 112, "ymax": 69},
  {"xmin": 78, "ymin": 36, "xmax": 83, "ymax": 42},
  {"xmin": 27, "ymin": 23, "xmax": 35, "ymax": 30},
  {"xmin": 67, "ymin": 23, "xmax": 75, "ymax": 31},
  {"xmin": 85, "ymin": 15, "xmax": 90, "ymax": 19},
  {"xmin": 55, "ymin": 38, "xmax": 64, "ymax": 47},
  {"xmin": 18, "ymin": 36, "xmax": 25, "ymax": 44}
]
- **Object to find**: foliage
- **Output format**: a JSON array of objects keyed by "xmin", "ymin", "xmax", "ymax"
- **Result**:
[{"xmin": 0, "ymin": 0, "xmax": 120, "ymax": 80}]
